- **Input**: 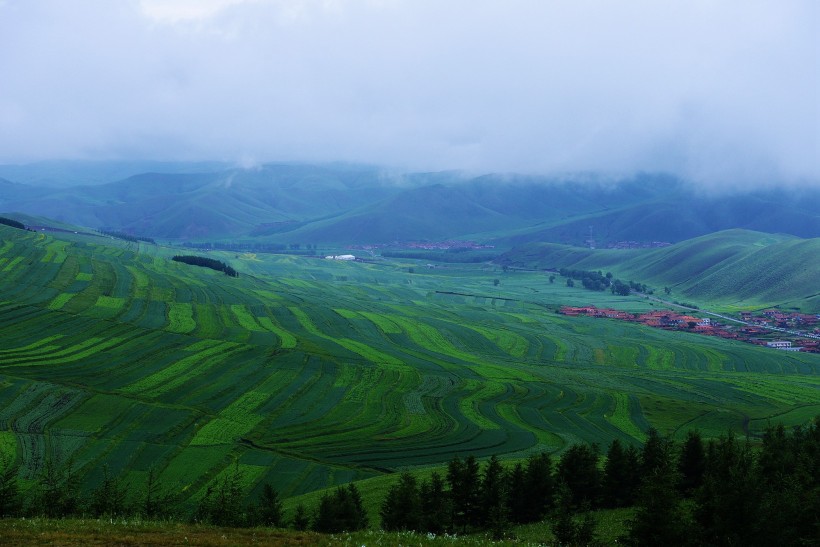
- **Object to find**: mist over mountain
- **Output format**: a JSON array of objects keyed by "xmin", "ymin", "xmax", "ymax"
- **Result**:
[{"xmin": 1, "ymin": 162, "xmax": 818, "ymax": 245}]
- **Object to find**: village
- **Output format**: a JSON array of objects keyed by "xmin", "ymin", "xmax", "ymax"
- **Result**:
[{"xmin": 559, "ymin": 306, "xmax": 820, "ymax": 353}]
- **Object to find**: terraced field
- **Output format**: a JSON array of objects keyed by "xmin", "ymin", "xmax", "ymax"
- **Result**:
[{"xmin": 0, "ymin": 224, "xmax": 817, "ymax": 504}]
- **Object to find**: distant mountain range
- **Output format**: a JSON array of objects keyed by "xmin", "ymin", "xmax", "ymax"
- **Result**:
[{"xmin": 1, "ymin": 162, "xmax": 818, "ymax": 245}]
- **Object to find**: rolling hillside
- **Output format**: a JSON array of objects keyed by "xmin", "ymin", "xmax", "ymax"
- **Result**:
[
  {"xmin": 0, "ymin": 223, "xmax": 817, "ymax": 509},
  {"xmin": 499, "ymin": 229, "xmax": 820, "ymax": 312}
]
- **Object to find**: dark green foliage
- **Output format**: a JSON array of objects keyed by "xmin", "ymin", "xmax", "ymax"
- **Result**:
[
  {"xmin": 380, "ymin": 472, "xmax": 422, "ymax": 531},
  {"xmin": 172, "ymin": 255, "xmax": 238, "ymax": 277},
  {"xmin": 291, "ymin": 503, "xmax": 310, "ymax": 531},
  {"xmin": 447, "ymin": 455, "xmax": 481, "ymax": 532},
  {"xmin": 98, "ymin": 229, "xmax": 155, "ymax": 244},
  {"xmin": 559, "ymin": 268, "xmax": 610, "ymax": 291},
  {"xmin": 195, "ymin": 465, "xmax": 246, "ymax": 527},
  {"xmin": 624, "ymin": 437, "xmax": 689, "ymax": 546},
  {"xmin": 694, "ymin": 433, "xmax": 761, "ymax": 546},
  {"xmin": 142, "ymin": 466, "xmax": 177, "ymax": 519},
  {"xmin": 602, "ymin": 439, "xmax": 639, "ymax": 508},
  {"xmin": 0, "ymin": 217, "xmax": 26, "ymax": 230},
  {"xmin": 312, "ymin": 484, "xmax": 368, "ymax": 533},
  {"xmin": 254, "ymin": 483, "xmax": 283, "ymax": 527},
  {"xmin": 677, "ymin": 430, "xmax": 706, "ymax": 496},
  {"xmin": 552, "ymin": 485, "xmax": 598, "ymax": 547},
  {"xmin": 556, "ymin": 444, "xmax": 601, "ymax": 509},
  {"xmin": 611, "ymin": 279, "xmax": 631, "ymax": 296},
  {"xmin": 480, "ymin": 455, "xmax": 509, "ymax": 538},
  {"xmin": 505, "ymin": 462, "xmax": 527, "ymax": 524},
  {"xmin": 30, "ymin": 457, "xmax": 82, "ymax": 518},
  {"xmin": 419, "ymin": 471, "xmax": 449, "ymax": 534},
  {"xmin": 753, "ymin": 422, "xmax": 820, "ymax": 546},
  {"xmin": 0, "ymin": 457, "xmax": 20, "ymax": 517},
  {"xmin": 89, "ymin": 464, "xmax": 129, "ymax": 517},
  {"xmin": 520, "ymin": 452, "xmax": 555, "ymax": 522},
  {"xmin": 640, "ymin": 428, "xmax": 673, "ymax": 476}
]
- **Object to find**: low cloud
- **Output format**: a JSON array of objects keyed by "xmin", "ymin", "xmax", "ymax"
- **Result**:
[{"xmin": 0, "ymin": 0, "xmax": 817, "ymax": 188}]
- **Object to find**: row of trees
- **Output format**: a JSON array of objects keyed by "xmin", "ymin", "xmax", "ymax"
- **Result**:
[
  {"xmin": 171, "ymin": 255, "xmax": 238, "ymax": 277},
  {"xmin": 1, "ymin": 422, "xmax": 816, "ymax": 544},
  {"xmin": 0, "ymin": 217, "xmax": 28, "ymax": 230},
  {"xmin": 558, "ymin": 268, "xmax": 651, "ymax": 295},
  {"xmin": 379, "ymin": 422, "xmax": 819, "ymax": 545},
  {"xmin": 97, "ymin": 229, "xmax": 156, "ymax": 244},
  {"xmin": 181, "ymin": 242, "xmax": 319, "ymax": 253}
]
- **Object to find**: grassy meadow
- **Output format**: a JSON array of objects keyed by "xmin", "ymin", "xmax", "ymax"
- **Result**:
[{"xmin": 0, "ymin": 224, "xmax": 818, "ymax": 514}]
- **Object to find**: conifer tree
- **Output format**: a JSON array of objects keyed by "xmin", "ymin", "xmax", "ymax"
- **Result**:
[
  {"xmin": 505, "ymin": 462, "xmax": 528, "ymax": 523},
  {"xmin": 624, "ymin": 440, "xmax": 689, "ymax": 546},
  {"xmin": 380, "ymin": 472, "xmax": 421, "ymax": 531},
  {"xmin": 419, "ymin": 471, "xmax": 449, "ymax": 534},
  {"xmin": 523, "ymin": 452, "xmax": 554, "ymax": 521},
  {"xmin": 32, "ymin": 457, "xmax": 82, "ymax": 517},
  {"xmin": 602, "ymin": 438, "xmax": 632, "ymax": 508},
  {"xmin": 677, "ymin": 430, "xmax": 706, "ymax": 496},
  {"xmin": 556, "ymin": 444, "xmax": 601, "ymax": 509},
  {"xmin": 0, "ymin": 456, "xmax": 20, "ymax": 517},
  {"xmin": 480, "ymin": 455, "xmax": 509, "ymax": 538},
  {"xmin": 195, "ymin": 464, "xmax": 246, "ymax": 527},
  {"xmin": 255, "ymin": 483, "xmax": 283, "ymax": 527},
  {"xmin": 142, "ymin": 466, "xmax": 177, "ymax": 519},
  {"xmin": 695, "ymin": 433, "xmax": 761, "ymax": 546},
  {"xmin": 292, "ymin": 503, "xmax": 310, "ymax": 531},
  {"xmin": 551, "ymin": 483, "xmax": 598, "ymax": 546},
  {"xmin": 447, "ymin": 455, "xmax": 481, "ymax": 532},
  {"xmin": 639, "ymin": 428, "xmax": 670, "ymax": 476},
  {"xmin": 89, "ymin": 464, "xmax": 129, "ymax": 517}
]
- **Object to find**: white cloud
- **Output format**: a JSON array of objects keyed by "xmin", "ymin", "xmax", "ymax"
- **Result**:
[
  {"xmin": 0, "ymin": 0, "xmax": 817, "ymax": 186},
  {"xmin": 138, "ymin": 0, "xmax": 259, "ymax": 23}
]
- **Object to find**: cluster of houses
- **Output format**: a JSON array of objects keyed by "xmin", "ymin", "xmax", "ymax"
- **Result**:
[
  {"xmin": 559, "ymin": 306, "xmax": 820, "ymax": 353},
  {"xmin": 403, "ymin": 240, "xmax": 495, "ymax": 250},
  {"xmin": 740, "ymin": 309, "xmax": 820, "ymax": 330}
]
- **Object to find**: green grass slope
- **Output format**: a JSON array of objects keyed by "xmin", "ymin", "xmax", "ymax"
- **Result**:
[
  {"xmin": 0, "ymin": 223, "xmax": 817, "ymax": 510},
  {"xmin": 499, "ymin": 229, "xmax": 820, "ymax": 312}
]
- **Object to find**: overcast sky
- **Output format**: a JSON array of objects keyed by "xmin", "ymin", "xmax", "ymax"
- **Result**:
[{"xmin": 1, "ymin": 0, "xmax": 817, "ymax": 186}]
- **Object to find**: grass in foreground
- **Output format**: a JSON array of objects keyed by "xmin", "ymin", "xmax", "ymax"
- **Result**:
[{"xmin": 0, "ymin": 511, "xmax": 632, "ymax": 546}]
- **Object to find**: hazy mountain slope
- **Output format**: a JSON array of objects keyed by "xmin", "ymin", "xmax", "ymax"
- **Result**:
[
  {"xmin": 257, "ymin": 174, "xmax": 678, "ymax": 244},
  {"xmin": 2, "ymin": 163, "xmax": 819, "ymax": 244},
  {"xmin": 498, "ymin": 190, "xmax": 820, "ymax": 246},
  {"xmin": 1, "ymin": 164, "xmax": 403, "ymax": 239},
  {"xmin": 499, "ymin": 230, "xmax": 820, "ymax": 311},
  {"xmin": 0, "ymin": 177, "xmax": 38, "ymax": 201},
  {"xmin": 0, "ymin": 160, "xmax": 231, "ymax": 187}
]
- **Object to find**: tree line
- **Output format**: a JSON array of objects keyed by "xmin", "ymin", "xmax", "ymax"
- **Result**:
[
  {"xmin": 559, "ymin": 268, "xmax": 651, "ymax": 295},
  {"xmin": 379, "ymin": 422, "xmax": 818, "ymax": 544},
  {"xmin": 0, "ymin": 217, "xmax": 28, "ymax": 231},
  {"xmin": 97, "ymin": 229, "xmax": 156, "ymax": 244},
  {"xmin": 0, "ymin": 422, "xmax": 816, "ymax": 545},
  {"xmin": 171, "ymin": 255, "xmax": 238, "ymax": 277}
]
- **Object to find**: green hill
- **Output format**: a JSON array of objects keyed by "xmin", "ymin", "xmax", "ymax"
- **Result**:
[
  {"xmin": 0, "ymin": 222, "xmax": 817, "ymax": 512},
  {"xmin": 499, "ymin": 229, "xmax": 820, "ymax": 312}
]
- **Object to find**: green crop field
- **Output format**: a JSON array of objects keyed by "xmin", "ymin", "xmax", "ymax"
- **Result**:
[{"xmin": 0, "ymin": 223, "xmax": 817, "ymax": 508}]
